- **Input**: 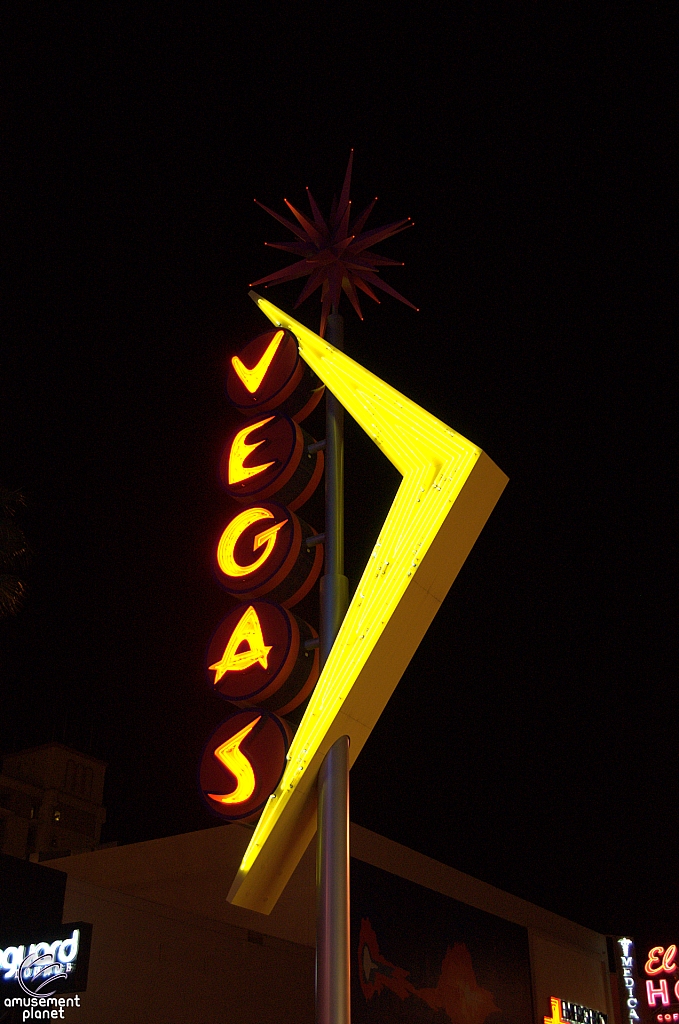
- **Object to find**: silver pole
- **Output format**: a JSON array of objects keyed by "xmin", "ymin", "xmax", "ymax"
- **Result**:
[
  {"xmin": 317, "ymin": 735, "xmax": 350, "ymax": 1024},
  {"xmin": 317, "ymin": 310, "xmax": 350, "ymax": 1024}
]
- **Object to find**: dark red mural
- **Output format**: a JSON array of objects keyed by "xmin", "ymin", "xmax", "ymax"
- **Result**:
[{"xmin": 351, "ymin": 859, "xmax": 533, "ymax": 1024}]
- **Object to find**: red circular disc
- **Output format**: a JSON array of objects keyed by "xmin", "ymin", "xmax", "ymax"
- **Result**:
[
  {"xmin": 220, "ymin": 413, "xmax": 323, "ymax": 511},
  {"xmin": 199, "ymin": 710, "xmax": 291, "ymax": 822},
  {"xmin": 207, "ymin": 600, "xmax": 319, "ymax": 714},
  {"xmin": 214, "ymin": 502, "xmax": 322, "ymax": 607},
  {"xmin": 226, "ymin": 329, "xmax": 324, "ymax": 422}
]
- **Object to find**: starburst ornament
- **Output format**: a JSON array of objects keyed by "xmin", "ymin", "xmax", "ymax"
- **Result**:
[{"xmin": 251, "ymin": 151, "xmax": 417, "ymax": 337}]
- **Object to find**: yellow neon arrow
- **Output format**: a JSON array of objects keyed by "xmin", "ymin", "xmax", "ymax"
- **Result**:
[
  {"xmin": 231, "ymin": 330, "xmax": 284, "ymax": 394},
  {"xmin": 227, "ymin": 295, "xmax": 508, "ymax": 913},
  {"xmin": 208, "ymin": 716, "xmax": 261, "ymax": 804}
]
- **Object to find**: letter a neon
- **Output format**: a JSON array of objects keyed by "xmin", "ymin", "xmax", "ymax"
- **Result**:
[{"xmin": 210, "ymin": 606, "xmax": 273, "ymax": 684}]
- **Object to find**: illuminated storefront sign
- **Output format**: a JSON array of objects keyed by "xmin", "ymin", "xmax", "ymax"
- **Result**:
[
  {"xmin": 207, "ymin": 600, "xmax": 318, "ymax": 713},
  {"xmin": 215, "ymin": 502, "xmax": 322, "ymax": 606},
  {"xmin": 227, "ymin": 296, "xmax": 508, "ymax": 914},
  {"xmin": 199, "ymin": 710, "xmax": 291, "ymax": 822},
  {"xmin": 221, "ymin": 412, "xmax": 324, "ymax": 510},
  {"xmin": 642, "ymin": 943, "xmax": 679, "ymax": 1020},
  {"xmin": 544, "ymin": 996, "xmax": 607, "ymax": 1024},
  {"xmin": 613, "ymin": 937, "xmax": 642, "ymax": 1024},
  {"xmin": 227, "ymin": 328, "xmax": 324, "ymax": 421},
  {"xmin": 0, "ymin": 925, "xmax": 91, "ymax": 995}
]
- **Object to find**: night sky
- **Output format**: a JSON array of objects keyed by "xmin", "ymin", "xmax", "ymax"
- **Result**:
[{"xmin": 1, "ymin": 7, "xmax": 675, "ymax": 940}]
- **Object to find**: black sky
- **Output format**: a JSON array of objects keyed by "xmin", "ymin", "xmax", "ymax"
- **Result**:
[{"xmin": 1, "ymin": 6, "xmax": 675, "ymax": 939}]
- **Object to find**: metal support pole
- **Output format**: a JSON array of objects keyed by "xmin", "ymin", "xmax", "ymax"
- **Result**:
[
  {"xmin": 317, "ymin": 735, "xmax": 350, "ymax": 1024},
  {"xmin": 317, "ymin": 310, "xmax": 350, "ymax": 1024},
  {"xmin": 320, "ymin": 312, "xmax": 349, "ymax": 664}
]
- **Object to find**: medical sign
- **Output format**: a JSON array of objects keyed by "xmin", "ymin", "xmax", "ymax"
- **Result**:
[
  {"xmin": 207, "ymin": 600, "xmax": 319, "ymax": 713},
  {"xmin": 199, "ymin": 710, "xmax": 291, "ymax": 822},
  {"xmin": 612, "ymin": 937, "xmax": 643, "ymax": 1024},
  {"xmin": 226, "ymin": 328, "xmax": 324, "ymax": 421},
  {"xmin": 0, "ymin": 924, "xmax": 91, "ymax": 996},
  {"xmin": 643, "ymin": 943, "xmax": 679, "ymax": 1020}
]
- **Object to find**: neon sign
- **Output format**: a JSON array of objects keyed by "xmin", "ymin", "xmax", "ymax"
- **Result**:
[
  {"xmin": 209, "ymin": 716, "xmax": 261, "ymax": 804},
  {"xmin": 642, "ymin": 943, "xmax": 679, "ymax": 1020},
  {"xmin": 647, "ymin": 948, "xmax": 678, "ymax": 976},
  {"xmin": 227, "ymin": 416, "xmax": 276, "ymax": 484},
  {"xmin": 227, "ymin": 296, "xmax": 508, "ymax": 913},
  {"xmin": 544, "ymin": 997, "xmax": 607, "ymax": 1024},
  {"xmin": 207, "ymin": 600, "xmax": 318, "ymax": 713},
  {"xmin": 0, "ymin": 924, "xmax": 91, "ymax": 997},
  {"xmin": 215, "ymin": 501, "xmax": 322, "ymax": 606},
  {"xmin": 221, "ymin": 412, "xmax": 324, "ymax": 510},
  {"xmin": 231, "ymin": 330, "xmax": 284, "ymax": 394},
  {"xmin": 199, "ymin": 710, "xmax": 291, "ymax": 822},
  {"xmin": 1, "ymin": 932, "xmax": 79, "ymax": 984},
  {"xmin": 210, "ymin": 605, "xmax": 272, "ymax": 680},
  {"xmin": 217, "ymin": 506, "xmax": 287, "ymax": 578},
  {"xmin": 613, "ymin": 937, "xmax": 642, "ymax": 1024},
  {"xmin": 226, "ymin": 328, "xmax": 324, "ymax": 421}
]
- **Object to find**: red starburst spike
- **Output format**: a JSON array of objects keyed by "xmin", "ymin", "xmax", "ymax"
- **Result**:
[
  {"xmin": 336, "ymin": 199, "xmax": 352, "ymax": 244},
  {"xmin": 354, "ymin": 276, "xmax": 381, "ymax": 303},
  {"xmin": 359, "ymin": 270, "xmax": 419, "ymax": 310},
  {"xmin": 250, "ymin": 258, "xmax": 318, "ymax": 288},
  {"xmin": 306, "ymin": 188, "xmax": 328, "ymax": 232},
  {"xmin": 283, "ymin": 198, "xmax": 327, "ymax": 248},
  {"xmin": 346, "ymin": 253, "xmax": 404, "ymax": 269},
  {"xmin": 294, "ymin": 265, "xmax": 328, "ymax": 307},
  {"xmin": 349, "ymin": 197, "xmax": 378, "ymax": 237},
  {"xmin": 264, "ymin": 240, "xmax": 310, "ymax": 255},
  {"xmin": 251, "ymin": 153, "xmax": 416, "ymax": 325},
  {"xmin": 341, "ymin": 274, "xmax": 364, "ymax": 320},
  {"xmin": 335, "ymin": 150, "xmax": 354, "ymax": 227},
  {"xmin": 254, "ymin": 199, "xmax": 308, "ymax": 243},
  {"xmin": 350, "ymin": 219, "xmax": 413, "ymax": 254}
]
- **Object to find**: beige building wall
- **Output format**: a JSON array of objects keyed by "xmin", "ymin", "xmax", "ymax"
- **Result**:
[{"xmin": 46, "ymin": 822, "xmax": 613, "ymax": 1024}]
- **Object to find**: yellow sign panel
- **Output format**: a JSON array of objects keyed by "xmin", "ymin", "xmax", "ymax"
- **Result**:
[{"xmin": 228, "ymin": 294, "xmax": 508, "ymax": 913}]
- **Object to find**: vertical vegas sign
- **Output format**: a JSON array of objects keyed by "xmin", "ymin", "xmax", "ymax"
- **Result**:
[
  {"xmin": 199, "ymin": 155, "xmax": 507, "ymax": 1024},
  {"xmin": 199, "ymin": 328, "xmax": 326, "ymax": 823},
  {"xmin": 200, "ymin": 298, "xmax": 508, "ymax": 865}
]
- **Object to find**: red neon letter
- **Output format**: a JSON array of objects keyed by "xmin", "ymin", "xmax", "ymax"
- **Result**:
[
  {"xmin": 228, "ymin": 416, "xmax": 275, "ymax": 485},
  {"xmin": 647, "ymin": 980, "xmax": 670, "ymax": 1007},
  {"xmin": 544, "ymin": 998, "xmax": 566, "ymax": 1024},
  {"xmin": 208, "ymin": 716, "xmax": 261, "ymax": 805},
  {"xmin": 647, "ymin": 948, "xmax": 677, "ymax": 976},
  {"xmin": 664, "ymin": 947, "xmax": 677, "ymax": 974},
  {"xmin": 217, "ymin": 507, "xmax": 286, "ymax": 578},
  {"xmin": 209, "ymin": 605, "xmax": 272, "ymax": 684},
  {"xmin": 231, "ymin": 330, "xmax": 284, "ymax": 394}
]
